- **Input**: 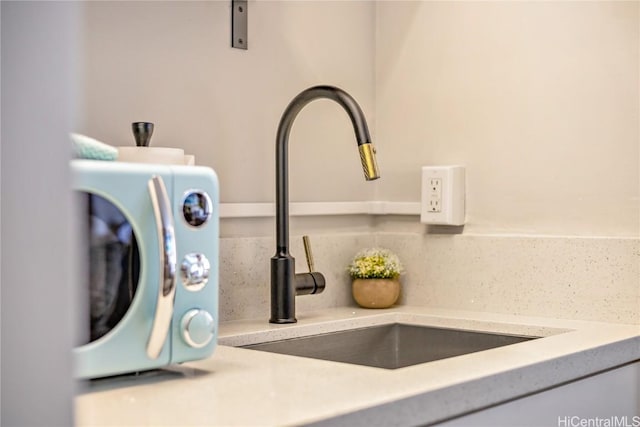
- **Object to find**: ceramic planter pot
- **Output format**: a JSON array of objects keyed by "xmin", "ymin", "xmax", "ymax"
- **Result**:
[{"xmin": 352, "ymin": 278, "xmax": 400, "ymax": 309}]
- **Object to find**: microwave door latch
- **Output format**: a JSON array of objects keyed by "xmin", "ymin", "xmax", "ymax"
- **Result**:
[{"xmin": 146, "ymin": 175, "xmax": 177, "ymax": 360}]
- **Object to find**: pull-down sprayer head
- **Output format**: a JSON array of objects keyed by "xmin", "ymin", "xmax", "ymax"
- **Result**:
[{"xmin": 358, "ymin": 142, "xmax": 380, "ymax": 181}]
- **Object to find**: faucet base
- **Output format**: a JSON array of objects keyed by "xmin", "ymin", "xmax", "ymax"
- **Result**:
[
  {"xmin": 270, "ymin": 255, "xmax": 297, "ymax": 324},
  {"xmin": 270, "ymin": 256, "xmax": 326, "ymax": 324},
  {"xmin": 269, "ymin": 317, "xmax": 297, "ymax": 324}
]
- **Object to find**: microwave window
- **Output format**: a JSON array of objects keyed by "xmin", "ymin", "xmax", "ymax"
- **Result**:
[{"xmin": 82, "ymin": 193, "xmax": 140, "ymax": 344}]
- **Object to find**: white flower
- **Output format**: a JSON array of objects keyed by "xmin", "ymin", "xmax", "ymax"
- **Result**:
[{"xmin": 348, "ymin": 248, "xmax": 403, "ymax": 279}]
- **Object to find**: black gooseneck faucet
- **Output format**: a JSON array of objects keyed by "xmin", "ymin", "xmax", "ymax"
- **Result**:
[{"xmin": 270, "ymin": 85, "xmax": 380, "ymax": 324}]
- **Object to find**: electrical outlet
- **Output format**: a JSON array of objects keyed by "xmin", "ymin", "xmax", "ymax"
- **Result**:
[
  {"xmin": 420, "ymin": 166, "xmax": 465, "ymax": 225},
  {"xmin": 428, "ymin": 178, "xmax": 442, "ymax": 212}
]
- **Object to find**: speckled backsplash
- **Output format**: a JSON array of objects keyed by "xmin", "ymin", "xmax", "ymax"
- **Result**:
[
  {"xmin": 378, "ymin": 234, "xmax": 640, "ymax": 325},
  {"xmin": 218, "ymin": 233, "xmax": 639, "ymax": 324}
]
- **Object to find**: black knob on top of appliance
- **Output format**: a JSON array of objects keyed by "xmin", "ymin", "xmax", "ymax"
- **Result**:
[{"xmin": 132, "ymin": 122, "xmax": 154, "ymax": 147}]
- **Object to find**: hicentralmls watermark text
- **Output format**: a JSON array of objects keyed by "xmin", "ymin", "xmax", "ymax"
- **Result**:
[{"xmin": 558, "ymin": 416, "xmax": 640, "ymax": 427}]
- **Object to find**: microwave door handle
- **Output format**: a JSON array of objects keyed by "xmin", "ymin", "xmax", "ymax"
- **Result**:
[{"xmin": 146, "ymin": 175, "xmax": 177, "ymax": 360}]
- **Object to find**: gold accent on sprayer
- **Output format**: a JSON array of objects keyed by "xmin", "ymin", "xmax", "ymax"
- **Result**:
[{"xmin": 359, "ymin": 143, "xmax": 380, "ymax": 181}]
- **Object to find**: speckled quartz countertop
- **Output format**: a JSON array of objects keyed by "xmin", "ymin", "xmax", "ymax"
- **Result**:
[{"xmin": 76, "ymin": 306, "xmax": 640, "ymax": 426}]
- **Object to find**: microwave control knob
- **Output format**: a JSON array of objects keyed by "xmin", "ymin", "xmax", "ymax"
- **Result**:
[
  {"xmin": 182, "ymin": 191, "xmax": 212, "ymax": 227},
  {"xmin": 181, "ymin": 309, "xmax": 215, "ymax": 349},
  {"xmin": 180, "ymin": 253, "xmax": 210, "ymax": 291}
]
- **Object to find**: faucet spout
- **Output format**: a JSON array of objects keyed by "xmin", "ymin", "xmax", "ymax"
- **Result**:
[{"xmin": 270, "ymin": 85, "xmax": 379, "ymax": 324}]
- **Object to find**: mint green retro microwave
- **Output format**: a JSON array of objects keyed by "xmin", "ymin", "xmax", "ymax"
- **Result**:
[{"xmin": 71, "ymin": 159, "xmax": 219, "ymax": 379}]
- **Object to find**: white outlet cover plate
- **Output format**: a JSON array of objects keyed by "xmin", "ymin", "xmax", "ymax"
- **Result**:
[{"xmin": 420, "ymin": 165, "xmax": 465, "ymax": 225}]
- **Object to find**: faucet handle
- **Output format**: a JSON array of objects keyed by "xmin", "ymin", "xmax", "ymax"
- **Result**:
[
  {"xmin": 302, "ymin": 235, "xmax": 315, "ymax": 272},
  {"xmin": 296, "ymin": 235, "xmax": 325, "ymax": 296}
]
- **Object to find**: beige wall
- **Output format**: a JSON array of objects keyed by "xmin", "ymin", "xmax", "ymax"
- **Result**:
[
  {"xmin": 81, "ymin": 0, "xmax": 377, "ymax": 208},
  {"xmin": 376, "ymin": 1, "xmax": 639, "ymax": 237},
  {"xmin": 81, "ymin": 1, "xmax": 639, "ymax": 239}
]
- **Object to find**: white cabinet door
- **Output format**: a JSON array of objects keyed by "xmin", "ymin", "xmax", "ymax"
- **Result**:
[{"xmin": 440, "ymin": 362, "xmax": 640, "ymax": 427}]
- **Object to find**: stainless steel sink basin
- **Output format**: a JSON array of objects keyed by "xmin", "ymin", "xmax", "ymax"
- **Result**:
[{"xmin": 242, "ymin": 323, "xmax": 538, "ymax": 369}]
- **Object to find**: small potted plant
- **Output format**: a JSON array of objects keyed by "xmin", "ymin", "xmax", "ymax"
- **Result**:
[{"xmin": 347, "ymin": 248, "xmax": 403, "ymax": 309}]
